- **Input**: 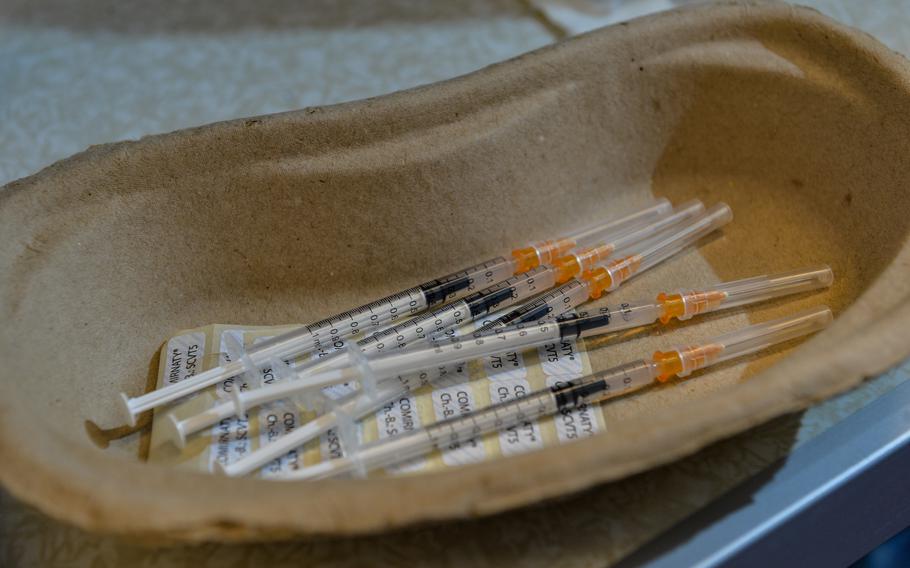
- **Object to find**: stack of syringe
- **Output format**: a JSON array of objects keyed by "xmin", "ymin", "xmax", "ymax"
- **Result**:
[
  {"xmin": 159, "ymin": 200, "xmax": 709, "ymax": 444},
  {"xmin": 268, "ymin": 306, "xmax": 834, "ymax": 480},
  {"xmin": 156, "ymin": 200, "xmax": 722, "ymax": 447},
  {"xmin": 153, "ymin": 201, "xmax": 732, "ymax": 445},
  {"xmin": 120, "ymin": 198, "xmax": 675, "ymax": 425},
  {"xmin": 215, "ymin": 264, "xmax": 832, "ymax": 476},
  {"xmin": 116, "ymin": 196, "xmax": 835, "ymax": 481},
  {"xmin": 226, "ymin": 204, "xmax": 731, "ymax": 413}
]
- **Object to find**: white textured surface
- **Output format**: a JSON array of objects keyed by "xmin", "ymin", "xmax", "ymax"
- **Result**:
[{"xmin": 0, "ymin": 1, "xmax": 552, "ymax": 185}]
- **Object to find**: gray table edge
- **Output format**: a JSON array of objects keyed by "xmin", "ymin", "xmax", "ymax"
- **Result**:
[{"xmin": 616, "ymin": 368, "xmax": 910, "ymax": 568}]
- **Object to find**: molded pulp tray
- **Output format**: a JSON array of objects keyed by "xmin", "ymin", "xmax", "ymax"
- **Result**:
[{"xmin": 2, "ymin": 1, "xmax": 910, "ymax": 542}]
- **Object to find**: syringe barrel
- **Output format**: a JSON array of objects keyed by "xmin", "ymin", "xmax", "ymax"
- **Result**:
[
  {"xmin": 291, "ymin": 321, "xmax": 562, "ymax": 407},
  {"xmin": 233, "ymin": 307, "xmax": 566, "ymax": 414},
  {"xmin": 249, "ymin": 256, "xmax": 522, "ymax": 367},
  {"xmin": 556, "ymin": 302, "xmax": 662, "ymax": 339},
  {"xmin": 153, "ymin": 256, "xmax": 517, "ymax": 408},
  {"xmin": 355, "ymin": 389, "xmax": 560, "ymax": 476},
  {"xmin": 248, "ymin": 258, "xmax": 517, "ymax": 363},
  {"xmin": 473, "ymin": 278, "xmax": 592, "ymax": 333},
  {"xmin": 287, "ymin": 267, "xmax": 564, "ymax": 382},
  {"xmin": 463, "ymin": 265, "xmax": 558, "ymax": 319},
  {"xmin": 553, "ymin": 360, "xmax": 658, "ymax": 408},
  {"xmin": 220, "ymin": 377, "xmax": 414, "ymax": 477},
  {"xmin": 367, "ymin": 321, "xmax": 562, "ymax": 379},
  {"xmin": 289, "ymin": 362, "xmax": 655, "ymax": 480},
  {"xmin": 418, "ymin": 256, "xmax": 517, "ymax": 308},
  {"xmin": 659, "ymin": 265, "xmax": 834, "ymax": 323},
  {"xmin": 374, "ymin": 309, "xmax": 830, "ymax": 471},
  {"xmin": 340, "ymin": 265, "xmax": 559, "ymax": 363},
  {"xmin": 272, "ymin": 306, "xmax": 832, "ymax": 480},
  {"xmin": 653, "ymin": 306, "xmax": 832, "ymax": 380}
]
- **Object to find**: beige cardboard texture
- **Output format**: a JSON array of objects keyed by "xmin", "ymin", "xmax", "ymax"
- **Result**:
[{"xmin": 1, "ymin": 1, "xmax": 910, "ymax": 541}]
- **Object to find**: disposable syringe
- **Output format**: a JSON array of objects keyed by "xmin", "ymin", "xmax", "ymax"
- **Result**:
[
  {"xmin": 118, "ymin": 200, "xmax": 672, "ymax": 425},
  {"xmin": 163, "ymin": 201, "xmax": 705, "ymax": 444},
  {"xmin": 225, "ymin": 204, "xmax": 729, "ymax": 413},
  {"xmin": 310, "ymin": 200, "xmax": 703, "ymax": 362},
  {"xmin": 269, "ymin": 306, "xmax": 833, "ymax": 480},
  {"xmin": 208, "ymin": 205, "xmax": 730, "ymax": 474},
  {"xmin": 215, "ymin": 263, "xmax": 831, "ymax": 477},
  {"xmin": 474, "ymin": 203, "xmax": 732, "ymax": 333}
]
